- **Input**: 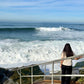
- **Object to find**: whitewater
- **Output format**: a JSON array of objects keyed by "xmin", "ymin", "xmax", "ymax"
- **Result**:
[{"xmin": 0, "ymin": 22, "xmax": 84, "ymax": 71}]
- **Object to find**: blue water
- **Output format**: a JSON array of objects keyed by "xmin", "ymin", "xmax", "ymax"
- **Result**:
[{"xmin": 0, "ymin": 22, "xmax": 84, "ymax": 41}]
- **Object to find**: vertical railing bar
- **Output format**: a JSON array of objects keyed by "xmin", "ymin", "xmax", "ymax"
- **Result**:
[
  {"xmin": 20, "ymin": 69, "xmax": 21, "ymax": 84},
  {"xmin": 44, "ymin": 64, "xmax": 46, "ymax": 80},
  {"xmin": 51, "ymin": 62, "xmax": 54, "ymax": 84},
  {"xmin": 31, "ymin": 66, "xmax": 33, "ymax": 84}
]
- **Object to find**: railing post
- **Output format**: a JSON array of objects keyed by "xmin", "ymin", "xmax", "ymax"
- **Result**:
[
  {"xmin": 20, "ymin": 69, "xmax": 21, "ymax": 84},
  {"xmin": 44, "ymin": 64, "xmax": 46, "ymax": 80},
  {"xmin": 31, "ymin": 66, "xmax": 33, "ymax": 84},
  {"xmin": 51, "ymin": 62, "xmax": 54, "ymax": 84}
]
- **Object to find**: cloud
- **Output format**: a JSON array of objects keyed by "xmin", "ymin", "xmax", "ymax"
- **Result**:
[
  {"xmin": 0, "ymin": 0, "xmax": 84, "ymax": 14},
  {"xmin": 0, "ymin": 0, "xmax": 84, "ymax": 9},
  {"xmin": 0, "ymin": 0, "xmax": 83, "ymax": 12},
  {"xmin": 0, "ymin": 0, "xmax": 54, "ymax": 7}
]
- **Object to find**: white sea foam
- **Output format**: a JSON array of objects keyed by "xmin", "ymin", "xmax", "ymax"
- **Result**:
[
  {"xmin": 0, "ymin": 39, "xmax": 84, "ymax": 69},
  {"xmin": 36, "ymin": 27, "xmax": 70, "ymax": 31},
  {"xmin": 35, "ymin": 27, "xmax": 84, "ymax": 41}
]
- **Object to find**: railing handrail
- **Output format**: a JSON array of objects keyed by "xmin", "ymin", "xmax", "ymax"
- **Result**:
[
  {"xmin": 21, "ymin": 74, "xmax": 84, "ymax": 77},
  {"xmin": 9, "ymin": 53, "xmax": 84, "ymax": 71}
]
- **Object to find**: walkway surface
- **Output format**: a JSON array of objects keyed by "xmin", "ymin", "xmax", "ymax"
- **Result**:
[
  {"xmin": 34, "ymin": 82, "xmax": 60, "ymax": 84},
  {"xmin": 34, "ymin": 80, "xmax": 79, "ymax": 84}
]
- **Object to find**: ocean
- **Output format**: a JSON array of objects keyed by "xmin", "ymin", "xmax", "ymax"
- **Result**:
[{"xmin": 0, "ymin": 22, "xmax": 84, "ymax": 69}]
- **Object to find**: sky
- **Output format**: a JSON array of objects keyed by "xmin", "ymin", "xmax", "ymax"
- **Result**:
[{"xmin": 0, "ymin": 0, "xmax": 84, "ymax": 23}]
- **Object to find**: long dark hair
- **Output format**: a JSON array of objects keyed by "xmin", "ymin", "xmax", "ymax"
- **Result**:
[{"xmin": 63, "ymin": 43, "xmax": 74, "ymax": 57}]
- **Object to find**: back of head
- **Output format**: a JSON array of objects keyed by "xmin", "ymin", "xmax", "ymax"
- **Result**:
[{"xmin": 63, "ymin": 43, "xmax": 74, "ymax": 57}]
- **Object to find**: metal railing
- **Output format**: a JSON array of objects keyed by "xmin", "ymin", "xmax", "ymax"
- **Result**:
[{"xmin": 10, "ymin": 54, "xmax": 84, "ymax": 84}]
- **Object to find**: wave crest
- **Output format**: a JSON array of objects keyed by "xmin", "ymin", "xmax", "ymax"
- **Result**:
[{"xmin": 36, "ymin": 27, "xmax": 70, "ymax": 31}]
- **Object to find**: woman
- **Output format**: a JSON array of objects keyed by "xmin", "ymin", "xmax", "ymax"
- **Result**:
[{"xmin": 60, "ymin": 43, "xmax": 82, "ymax": 84}]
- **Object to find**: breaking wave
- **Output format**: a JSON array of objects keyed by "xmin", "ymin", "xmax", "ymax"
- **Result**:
[
  {"xmin": 0, "ymin": 27, "xmax": 74, "ymax": 32},
  {"xmin": 36, "ymin": 27, "xmax": 71, "ymax": 31}
]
